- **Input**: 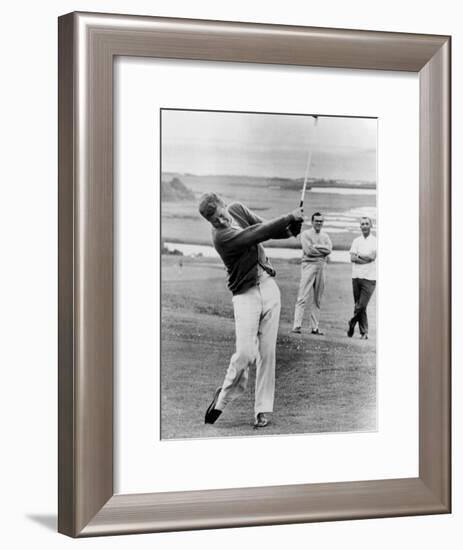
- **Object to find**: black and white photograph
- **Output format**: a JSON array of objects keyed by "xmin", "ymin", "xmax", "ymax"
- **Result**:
[
  {"xmin": 160, "ymin": 108, "xmax": 377, "ymax": 439},
  {"xmin": 2, "ymin": 0, "xmax": 455, "ymax": 545}
]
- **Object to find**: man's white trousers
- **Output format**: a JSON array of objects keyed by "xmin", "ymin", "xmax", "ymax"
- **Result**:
[
  {"xmin": 216, "ymin": 276, "xmax": 280, "ymax": 417},
  {"xmin": 292, "ymin": 262, "xmax": 326, "ymax": 330}
]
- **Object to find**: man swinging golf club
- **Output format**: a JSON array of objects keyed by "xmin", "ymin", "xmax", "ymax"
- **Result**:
[{"xmin": 199, "ymin": 193, "xmax": 304, "ymax": 428}]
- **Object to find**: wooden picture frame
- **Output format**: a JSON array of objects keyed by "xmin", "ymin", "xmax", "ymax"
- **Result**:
[{"xmin": 58, "ymin": 11, "xmax": 451, "ymax": 537}]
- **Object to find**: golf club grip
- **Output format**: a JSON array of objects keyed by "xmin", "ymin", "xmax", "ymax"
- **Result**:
[{"xmin": 299, "ymin": 199, "xmax": 304, "ymax": 208}]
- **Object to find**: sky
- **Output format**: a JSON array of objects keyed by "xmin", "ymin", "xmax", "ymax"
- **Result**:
[{"xmin": 161, "ymin": 110, "xmax": 377, "ymax": 182}]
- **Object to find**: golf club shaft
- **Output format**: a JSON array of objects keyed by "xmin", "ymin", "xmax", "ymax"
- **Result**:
[{"xmin": 299, "ymin": 117, "xmax": 319, "ymax": 208}]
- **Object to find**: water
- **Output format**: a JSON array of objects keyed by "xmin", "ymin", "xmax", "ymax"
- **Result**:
[
  {"xmin": 310, "ymin": 186, "xmax": 376, "ymax": 196},
  {"xmin": 165, "ymin": 242, "xmax": 350, "ymax": 263}
]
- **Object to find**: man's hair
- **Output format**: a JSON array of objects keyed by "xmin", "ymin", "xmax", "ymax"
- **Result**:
[
  {"xmin": 312, "ymin": 212, "xmax": 323, "ymax": 222},
  {"xmin": 198, "ymin": 192, "xmax": 225, "ymax": 220},
  {"xmin": 360, "ymin": 216, "xmax": 373, "ymax": 226}
]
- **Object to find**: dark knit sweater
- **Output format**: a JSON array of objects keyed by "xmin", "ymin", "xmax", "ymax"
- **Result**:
[{"xmin": 212, "ymin": 202, "xmax": 296, "ymax": 295}]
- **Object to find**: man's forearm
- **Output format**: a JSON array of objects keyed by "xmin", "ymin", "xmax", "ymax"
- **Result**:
[
  {"xmin": 315, "ymin": 245, "xmax": 331, "ymax": 255},
  {"xmin": 227, "ymin": 214, "xmax": 295, "ymax": 248},
  {"xmin": 357, "ymin": 254, "xmax": 375, "ymax": 263},
  {"xmin": 307, "ymin": 249, "xmax": 324, "ymax": 257}
]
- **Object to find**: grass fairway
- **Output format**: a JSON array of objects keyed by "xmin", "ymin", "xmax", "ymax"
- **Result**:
[{"xmin": 161, "ymin": 255, "xmax": 376, "ymax": 439}]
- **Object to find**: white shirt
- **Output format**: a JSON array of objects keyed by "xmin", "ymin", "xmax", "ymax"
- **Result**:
[{"xmin": 349, "ymin": 234, "xmax": 377, "ymax": 280}]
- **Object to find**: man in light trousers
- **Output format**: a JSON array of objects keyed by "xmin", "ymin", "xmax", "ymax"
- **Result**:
[
  {"xmin": 199, "ymin": 192, "xmax": 303, "ymax": 428},
  {"xmin": 292, "ymin": 212, "xmax": 332, "ymax": 335}
]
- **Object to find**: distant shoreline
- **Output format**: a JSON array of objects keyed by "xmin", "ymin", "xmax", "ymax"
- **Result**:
[
  {"xmin": 163, "ymin": 241, "xmax": 351, "ymax": 263},
  {"xmin": 164, "ymin": 236, "xmax": 351, "ymax": 252},
  {"xmin": 162, "ymin": 171, "xmax": 376, "ymax": 190}
]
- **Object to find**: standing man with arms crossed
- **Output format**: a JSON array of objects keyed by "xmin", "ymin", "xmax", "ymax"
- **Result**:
[
  {"xmin": 291, "ymin": 212, "xmax": 332, "ymax": 335},
  {"xmin": 348, "ymin": 217, "xmax": 377, "ymax": 339},
  {"xmin": 198, "ymin": 193, "xmax": 303, "ymax": 428}
]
